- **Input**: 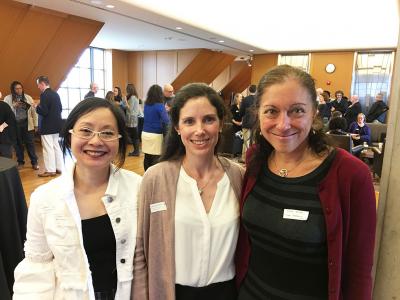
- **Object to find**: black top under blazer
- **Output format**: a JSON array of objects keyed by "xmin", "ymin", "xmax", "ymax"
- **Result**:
[{"xmin": 36, "ymin": 88, "xmax": 63, "ymax": 135}]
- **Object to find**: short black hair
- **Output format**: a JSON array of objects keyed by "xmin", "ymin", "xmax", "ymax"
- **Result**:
[
  {"xmin": 37, "ymin": 76, "xmax": 50, "ymax": 85},
  {"xmin": 60, "ymin": 97, "xmax": 127, "ymax": 169}
]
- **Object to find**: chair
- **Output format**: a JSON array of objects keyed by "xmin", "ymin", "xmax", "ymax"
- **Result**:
[
  {"xmin": 366, "ymin": 122, "xmax": 387, "ymax": 146},
  {"xmin": 371, "ymin": 141, "xmax": 385, "ymax": 178},
  {"xmin": 326, "ymin": 133, "xmax": 364, "ymax": 155}
]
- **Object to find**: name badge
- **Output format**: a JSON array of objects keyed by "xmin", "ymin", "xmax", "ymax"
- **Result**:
[
  {"xmin": 283, "ymin": 209, "xmax": 309, "ymax": 221},
  {"xmin": 150, "ymin": 202, "xmax": 167, "ymax": 213}
]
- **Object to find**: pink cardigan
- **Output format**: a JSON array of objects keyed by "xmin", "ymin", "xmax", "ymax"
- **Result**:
[
  {"xmin": 235, "ymin": 147, "xmax": 376, "ymax": 300},
  {"xmin": 132, "ymin": 157, "xmax": 244, "ymax": 300}
]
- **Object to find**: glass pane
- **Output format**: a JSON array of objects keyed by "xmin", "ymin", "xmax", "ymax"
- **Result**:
[
  {"xmin": 60, "ymin": 79, "xmax": 68, "ymax": 88},
  {"xmin": 78, "ymin": 49, "xmax": 90, "ymax": 68},
  {"xmin": 97, "ymin": 89, "xmax": 105, "ymax": 98},
  {"xmin": 94, "ymin": 70, "xmax": 104, "ymax": 89},
  {"xmin": 79, "ymin": 68, "xmax": 91, "ymax": 89},
  {"xmin": 68, "ymin": 88, "xmax": 81, "ymax": 109},
  {"xmin": 62, "ymin": 110, "xmax": 69, "ymax": 119},
  {"xmin": 66, "ymin": 67, "xmax": 79, "ymax": 88},
  {"xmin": 58, "ymin": 88, "xmax": 69, "ymax": 108},
  {"xmin": 93, "ymin": 48, "xmax": 104, "ymax": 69},
  {"xmin": 81, "ymin": 89, "xmax": 90, "ymax": 100}
]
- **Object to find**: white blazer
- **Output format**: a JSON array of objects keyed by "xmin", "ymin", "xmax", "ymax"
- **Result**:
[{"xmin": 13, "ymin": 164, "xmax": 142, "ymax": 300}]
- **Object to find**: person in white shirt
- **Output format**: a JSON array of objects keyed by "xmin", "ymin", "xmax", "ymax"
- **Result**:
[
  {"xmin": 133, "ymin": 83, "xmax": 244, "ymax": 300},
  {"xmin": 13, "ymin": 98, "xmax": 142, "ymax": 300}
]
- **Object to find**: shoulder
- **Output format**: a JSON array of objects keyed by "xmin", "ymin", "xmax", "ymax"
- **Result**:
[
  {"xmin": 219, "ymin": 156, "xmax": 245, "ymax": 178},
  {"xmin": 144, "ymin": 160, "xmax": 180, "ymax": 181},
  {"xmin": 30, "ymin": 176, "xmax": 67, "ymax": 206},
  {"xmin": 3, "ymin": 95, "xmax": 12, "ymax": 104},
  {"xmin": 114, "ymin": 167, "xmax": 142, "ymax": 183},
  {"xmin": 329, "ymin": 148, "xmax": 371, "ymax": 178},
  {"xmin": 25, "ymin": 94, "xmax": 33, "ymax": 102}
]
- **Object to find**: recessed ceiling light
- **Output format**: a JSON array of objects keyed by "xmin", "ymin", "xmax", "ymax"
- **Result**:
[
  {"xmin": 106, "ymin": 4, "xmax": 115, "ymax": 8},
  {"xmin": 249, "ymin": 49, "xmax": 254, "ymax": 52},
  {"xmin": 176, "ymin": 27, "xmax": 183, "ymax": 30},
  {"xmin": 218, "ymin": 40, "xmax": 224, "ymax": 43}
]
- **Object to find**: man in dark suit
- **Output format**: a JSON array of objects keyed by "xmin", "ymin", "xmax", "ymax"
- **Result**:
[
  {"xmin": 239, "ymin": 84, "xmax": 257, "ymax": 161},
  {"xmin": 35, "ymin": 76, "xmax": 63, "ymax": 177},
  {"xmin": 366, "ymin": 93, "xmax": 389, "ymax": 123},
  {"xmin": 344, "ymin": 95, "xmax": 362, "ymax": 129}
]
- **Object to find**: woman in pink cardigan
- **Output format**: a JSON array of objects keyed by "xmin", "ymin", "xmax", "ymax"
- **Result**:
[
  {"xmin": 133, "ymin": 83, "xmax": 244, "ymax": 300},
  {"xmin": 235, "ymin": 65, "xmax": 376, "ymax": 300}
]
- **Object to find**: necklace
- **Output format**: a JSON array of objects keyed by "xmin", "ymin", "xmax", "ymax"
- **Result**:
[
  {"xmin": 271, "ymin": 150, "xmax": 308, "ymax": 178},
  {"xmin": 197, "ymin": 176, "xmax": 213, "ymax": 195},
  {"xmin": 182, "ymin": 158, "xmax": 216, "ymax": 195}
]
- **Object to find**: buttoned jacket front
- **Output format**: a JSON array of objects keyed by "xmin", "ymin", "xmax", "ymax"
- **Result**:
[{"xmin": 13, "ymin": 164, "xmax": 142, "ymax": 300}]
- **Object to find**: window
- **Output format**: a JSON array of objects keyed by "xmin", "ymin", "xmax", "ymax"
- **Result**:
[
  {"xmin": 278, "ymin": 54, "xmax": 310, "ymax": 72},
  {"xmin": 351, "ymin": 52, "xmax": 394, "ymax": 114},
  {"xmin": 58, "ymin": 47, "xmax": 106, "ymax": 118}
]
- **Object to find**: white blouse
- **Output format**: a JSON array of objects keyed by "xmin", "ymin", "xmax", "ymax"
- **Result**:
[{"xmin": 174, "ymin": 166, "xmax": 239, "ymax": 287}]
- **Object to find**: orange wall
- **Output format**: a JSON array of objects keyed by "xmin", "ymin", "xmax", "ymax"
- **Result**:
[
  {"xmin": 309, "ymin": 52, "xmax": 355, "ymax": 96},
  {"xmin": 251, "ymin": 52, "xmax": 356, "ymax": 97},
  {"xmin": 112, "ymin": 50, "xmax": 129, "ymax": 94},
  {"xmin": 251, "ymin": 54, "xmax": 279, "ymax": 85},
  {"xmin": 0, "ymin": 1, "xmax": 103, "ymax": 98},
  {"xmin": 112, "ymin": 49, "xmax": 200, "ymax": 99}
]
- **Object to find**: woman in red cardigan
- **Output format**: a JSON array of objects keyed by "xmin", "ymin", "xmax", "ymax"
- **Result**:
[{"xmin": 235, "ymin": 65, "xmax": 376, "ymax": 300}]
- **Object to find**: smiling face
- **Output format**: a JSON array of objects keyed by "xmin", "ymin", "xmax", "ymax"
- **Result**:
[
  {"xmin": 175, "ymin": 97, "xmax": 222, "ymax": 158},
  {"xmin": 71, "ymin": 107, "xmax": 119, "ymax": 171},
  {"xmin": 259, "ymin": 79, "xmax": 315, "ymax": 155}
]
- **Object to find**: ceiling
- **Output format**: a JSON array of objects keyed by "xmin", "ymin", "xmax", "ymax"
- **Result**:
[{"xmin": 17, "ymin": 0, "xmax": 399, "ymax": 56}]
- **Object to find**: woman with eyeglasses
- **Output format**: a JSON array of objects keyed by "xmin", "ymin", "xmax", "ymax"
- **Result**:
[{"xmin": 13, "ymin": 98, "xmax": 142, "ymax": 300}]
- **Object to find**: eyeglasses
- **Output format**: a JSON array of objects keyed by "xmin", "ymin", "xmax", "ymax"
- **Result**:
[{"xmin": 69, "ymin": 128, "xmax": 121, "ymax": 141}]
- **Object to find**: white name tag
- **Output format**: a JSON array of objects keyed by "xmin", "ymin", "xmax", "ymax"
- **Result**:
[
  {"xmin": 150, "ymin": 202, "xmax": 167, "ymax": 213},
  {"xmin": 283, "ymin": 209, "xmax": 309, "ymax": 221}
]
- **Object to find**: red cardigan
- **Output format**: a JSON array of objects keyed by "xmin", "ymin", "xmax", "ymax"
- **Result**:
[{"xmin": 235, "ymin": 147, "xmax": 376, "ymax": 300}]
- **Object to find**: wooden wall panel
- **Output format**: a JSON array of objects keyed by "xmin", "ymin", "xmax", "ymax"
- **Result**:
[
  {"xmin": 177, "ymin": 49, "xmax": 200, "ymax": 74},
  {"xmin": 112, "ymin": 50, "xmax": 129, "ymax": 93},
  {"xmin": 172, "ymin": 49, "xmax": 236, "ymax": 90},
  {"xmin": 0, "ymin": 1, "xmax": 103, "ymax": 98},
  {"xmin": 251, "ymin": 54, "xmax": 278, "ymax": 85},
  {"xmin": 113, "ymin": 49, "xmax": 201, "ymax": 99},
  {"xmin": 127, "ymin": 52, "xmax": 143, "ymax": 97},
  {"xmin": 142, "ymin": 51, "xmax": 157, "ymax": 98},
  {"xmin": 309, "ymin": 52, "xmax": 355, "ymax": 96},
  {"xmin": 221, "ymin": 64, "xmax": 252, "ymax": 104},
  {"xmin": 156, "ymin": 51, "xmax": 177, "ymax": 88},
  {"xmin": 211, "ymin": 67, "xmax": 230, "ymax": 92}
]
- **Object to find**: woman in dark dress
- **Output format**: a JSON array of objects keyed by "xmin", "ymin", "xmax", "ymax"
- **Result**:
[{"xmin": 236, "ymin": 65, "xmax": 376, "ymax": 300}]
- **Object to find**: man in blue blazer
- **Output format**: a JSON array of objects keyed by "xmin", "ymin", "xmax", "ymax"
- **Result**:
[{"xmin": 35, "ymin": 76, "xmax": 63, "ymax": 177}]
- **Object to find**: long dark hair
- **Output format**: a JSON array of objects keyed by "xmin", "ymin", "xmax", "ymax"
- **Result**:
[
  {"xmin": 10, "ymin": 81, "xmax": 26, "ymax": 102},
  {"xmin": 60, "ymin": 97, "xmax": 127, "ymax": 169},
  {"xmin": 114, "ymin": 86, "xmax": 122, "ymax": 102},
  {"xmin": 126, "ymin": 83, "xmax": 138, "ymax": 100},
  {"xmin": 145, "ymin": 84, "xmax": 163, "ymax": 105},
  {"xmin": 160, "ymin": 83, "xmax": 226, "ymax": 161},
  {"xmin": 248, "ymin": 65, "xmax": 330, "ymax": 173}
]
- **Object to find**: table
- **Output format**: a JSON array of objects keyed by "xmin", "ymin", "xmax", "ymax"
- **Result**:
[{"xmin": 0, "ymin": 157, "xmax": 27, "ymax": 299}]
